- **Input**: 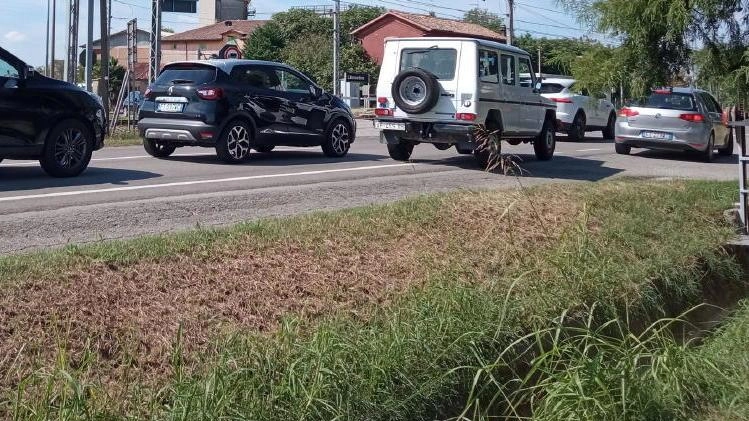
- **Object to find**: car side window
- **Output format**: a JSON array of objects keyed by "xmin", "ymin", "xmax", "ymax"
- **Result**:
[
  {"xmin": 500, "ymin": 54, "xmax": 515, "ymax": 86},
  {"xmin": 230, "ymin": 65, "xmax": 274, "ymax": 90},
  {"xmin": 700, "ymin": 93, "xmax": 719, "ymax": 113},
  {"xmin": 0, "ymin": 57, "xmax": 20, "ymax": 86},
  {"xmin": 707, "ymin": 94, "xmax": 722, "ymax": 114},
  {"xmin": 272, "ymin": 68, "xmax": 311, "ymax": 94},
  {"xmin": 518, "ymin": 56, "xmax": 535, "ymax": 88},
  {"xmin": 478, "ymin": 49, "xmax": 499, "ymax": 84}
]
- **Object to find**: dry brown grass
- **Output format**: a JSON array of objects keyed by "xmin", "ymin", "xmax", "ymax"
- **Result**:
[{"xmin": 0, "ymin": 187, "xmax": 582, "ymax": 399}]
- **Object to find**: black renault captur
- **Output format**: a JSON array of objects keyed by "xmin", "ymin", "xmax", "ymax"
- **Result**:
[
  {"xmin": 137, "ymin": 59, "xmax": 356, "ymax": 163},
  {"xmin": 0, "ymin": 47, "xmax": 106, "ymax": 177}
]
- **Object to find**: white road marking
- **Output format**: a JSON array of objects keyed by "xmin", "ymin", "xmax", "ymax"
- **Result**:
[
  {"xmin": 575, "ymin": 148, "xmax": 602, "ymax": 152},
  {"xmin": 1, "ymin": 152, "xmax": 212, "ymax": 167},
  {"xmin": 0, "ymin": 163, "xmax": 418, "ymax": 203}
]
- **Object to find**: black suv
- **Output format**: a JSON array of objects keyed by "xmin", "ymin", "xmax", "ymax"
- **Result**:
[
  {"xmin": 138, "ymin": 60, "xmax": 356, "ymax": 163},
  {"xmin": 0, "ymin": 47, "xmax": 106, "ymax": 177}
]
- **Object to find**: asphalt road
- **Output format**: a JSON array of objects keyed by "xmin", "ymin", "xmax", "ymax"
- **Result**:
[{"xmin": 0, "ymin": 122, "xmax": 740, "ymax": 254}]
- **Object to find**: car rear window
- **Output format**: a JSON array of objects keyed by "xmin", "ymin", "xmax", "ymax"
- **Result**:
[
  {"xmin": 400, "ymin": 48, "xmax": 457, "ymax": 80},
  {"xmin": 540, "ymin": 83, "xmax": 565, "ymax": 94},
  {"xmin": 637, "ymin": 92, "xmax": 697, "ymax": 111},
  {"xmin": 155, "ymin": 65, "xmax": 217, "ymax": 85}
]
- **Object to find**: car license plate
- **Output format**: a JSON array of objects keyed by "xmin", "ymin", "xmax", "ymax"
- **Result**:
[
  {"xmin": 641, "ymin": 131, "xmax": 672, "ymax": 140},
  {"xmin": 374, "ymin": 121, "xmax": 405, "ymax": 131},
  {"xmin": 157, "ymin": 103, "xmax": 184, "ymax": 113}
]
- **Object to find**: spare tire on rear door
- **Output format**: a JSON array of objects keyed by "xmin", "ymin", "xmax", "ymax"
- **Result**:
[{"xmin": 391, "ymin": 68, "xmax": 441, "ymax": 114}]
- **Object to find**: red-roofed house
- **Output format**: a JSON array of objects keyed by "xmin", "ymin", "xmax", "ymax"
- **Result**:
[
  {"xmin": 161, "ymin": 19, "xmax": 267, "ymax": 63},
  {"xmin": 351, "ymin": 11, "xmax": 506, "ymax": 64}
]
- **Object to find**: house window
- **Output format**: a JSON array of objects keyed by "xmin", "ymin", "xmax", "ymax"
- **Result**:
[
  {"xmin": 173, "ymin": 43, "xmax": 178, "ymax": 49},
  {"xmin": 199, "ymin": 44, "xmax": 207, "ymax": 50},
  {"xmin": 228, "ymin": 36, "xmax": 236, "ymax": 41}
]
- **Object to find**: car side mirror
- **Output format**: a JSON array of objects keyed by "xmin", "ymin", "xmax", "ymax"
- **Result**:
[
  {"xmin": 309, "ymin": 85, "xmax": 323, "ymax": 98},
  {"xmin": 534, "ymin": 82, "xmax": 542, "ymax": 93},
  {"xmin": 23, "ymin": 65, "xmax": 35, "ymax": 80}
]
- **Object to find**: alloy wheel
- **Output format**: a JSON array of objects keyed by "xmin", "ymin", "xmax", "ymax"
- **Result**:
[
  {"xmin": 227, "ymin": 125, "xmax": 251, "ymax": 159},
  {"xmin": 53, "ymin": 128, "xmax": 87, "ymax": 169},
  {"xmin": 331, "ymin": 123, "xmax": 350, "ymax": 155}
]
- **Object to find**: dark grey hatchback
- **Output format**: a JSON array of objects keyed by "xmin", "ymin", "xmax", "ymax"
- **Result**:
[{"xmin": 138, "ymin": 60, "xmax": 356, "ymax": 163}]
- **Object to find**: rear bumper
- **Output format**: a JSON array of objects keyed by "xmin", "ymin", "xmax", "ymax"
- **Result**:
[
  {"xmin": 376, "ymin": 119, "xmax": 474, "ymax": 145},
  {"xmin": 137, "ymin": 118, "xmax": 220, "ymax": 145},
  {"xmin": 614, "ymin": 121, "xmax": 710, "ymax": 151}
]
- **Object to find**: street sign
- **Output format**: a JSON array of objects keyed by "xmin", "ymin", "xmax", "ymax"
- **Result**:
[
  {"xmin": 162, "ymin": 0, "xmax": 197, "ymax": 13},
  {"xmin": 345, "ymin": 72, "xmax": 369, "ymax": 84}
]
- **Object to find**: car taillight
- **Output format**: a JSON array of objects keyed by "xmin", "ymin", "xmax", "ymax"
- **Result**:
[
  {"xmin": 653, "ymin": 89, "xmax": 672, "ymax": 94},
  {"xmin": 618, "ymin": 107, "xmax": 639, "ymax": 117},
  {"xmin": 456, "ymin": 113, "xmax": 477, "ymax": 121},
  {"xmin": 196, "ymin": 87, "xmax": 223, "ymax": 100},
  {"xmin": 551, "ymin": 97, "xmax": 573, "ymax": 103},
  {"xmin": 679, "ymin": 113, "xmax": 705, "ymax": 123},
  {"xmin": 374, "ymin": 108, "xmax": 393, "ymax": 117}
]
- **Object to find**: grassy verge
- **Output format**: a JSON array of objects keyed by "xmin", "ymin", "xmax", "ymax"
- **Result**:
[
  {"xmin": 0, "ymin": 180, "xmax": 745, "ymax": 420},
  {"xmin": 105, "ymin": 129, "xmax": 142, "ymax": 147}
]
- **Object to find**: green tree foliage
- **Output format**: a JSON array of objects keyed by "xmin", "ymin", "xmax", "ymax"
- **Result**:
[
  {"xmin": 93, "ymin": 57, "xmax": 126, "ymax": 106},
  {"xmin": 244, "ymin": 6, "xmax": 384, "ymax": 91},
  {"xmin": 245, "ymin": 21, "xmax": 285, "ymax": 62},
  {"xmin": 514, "ymin": 34, "xmax": 601, "ymax": 75},
  {"xmin": 558, "ymin": 0, "xmax": 748, "ymax": 100},
  {"xmin": 463, "ymin": 8, "xmax": 504, "ymax": 33}
]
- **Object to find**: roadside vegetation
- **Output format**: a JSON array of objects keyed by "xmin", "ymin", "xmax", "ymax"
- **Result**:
[{"xmin": 0, "ymin": 180, "xmax": 745, "ymax": 420}]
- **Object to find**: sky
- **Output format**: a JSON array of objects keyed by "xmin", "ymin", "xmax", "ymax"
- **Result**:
[{"xmin": 1, "ymin": 0, "xmax": 613, "ymax": 67}]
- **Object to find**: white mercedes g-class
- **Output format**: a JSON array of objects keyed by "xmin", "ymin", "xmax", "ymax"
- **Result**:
[{"xmin": 374, "ymin": 37, "xmax": 557, "ymax": 166}]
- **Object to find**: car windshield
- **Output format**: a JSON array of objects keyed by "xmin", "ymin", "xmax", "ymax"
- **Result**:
[
  {"xmin": 540, "ymin": 83, "xmax": 566, "ymax": 94},
  {"xmin": 155, "ymin": 65, "xmax": 217, "ymax": 85},
  {"xmin": 400, "ymin": 48, "xmax": 457, "ymax": 80},
  {"xmin": 635, "ymin": 92, "xmax": 697, "ymax": 111}
]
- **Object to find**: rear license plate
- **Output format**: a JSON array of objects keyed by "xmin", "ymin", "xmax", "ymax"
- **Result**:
[
  {"xmin": 374, "ymin": 121, "xmax": 405, "ymax": 131},
  {"xmin": 641, "ymin": 131, "xmax": 672, "ymax": 140},
  {"xmin": 157, "ymin": 103, "xmax": 184, "ymax": 113}
]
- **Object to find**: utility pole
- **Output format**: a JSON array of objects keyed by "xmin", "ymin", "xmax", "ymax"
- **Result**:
[
  {"xmin": 149, "ymin": 0, "xmax": 162, "ymax": 83},
  {"xmin": 85, "ymin": 0, "xmax": 94, "ymax": 91},
  {"xmin": 537, "ymin": 48, "xmax": 542, "ymax": 78},
  {"xmin": 99, "ymin": 0, "xmax": 110, "ymax": 115},
  {"xmin": 51, "ymin": 0, "xmax": 57, "ymax": 78},
  {"xmin": 506, "ymin": 0, "xmax": 514, "ymax": 45},
  {"xmin": 333, "ymin": 0, "xmax": 340, "ymax": 96},
  {"xmin": 46, "ymin": 0, "xmax": 51, "ymax": 77},
  {"xmin": 64, "ymin": 0, "xmax": 80, "ymax": 83}
]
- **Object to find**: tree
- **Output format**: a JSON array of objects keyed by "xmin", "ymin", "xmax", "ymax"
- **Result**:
[
  {"xmin": 558, "ymin": 0, "xmax": 748, "ymax": 99},
  {"xmin": 93, "ymin": 57, "xmax": 125, "ymax": 106},
  {"xmin": 243, "ymin": 6, "xmax": 384, "ymax": 92},
  {"xmin": 463, "ymin": 8, "xmax": 504, "ymax": 33},
  {"xmin": 245, "ymin": 21, "xmax": 285, "ymax": 62},
  {"xmin": 514, "ymin": 34, "xmax": 600, "ymax": 75}
]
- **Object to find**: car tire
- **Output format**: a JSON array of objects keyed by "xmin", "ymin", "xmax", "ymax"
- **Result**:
[
  {"xmin": 143, "ymin": 138, "xmax": 176, "ymax": 158},
  {"xmin": 718, "ymin": 130, "xmax": 734, "ymax": 156},
  {"xmin": 602, "ymin": 113, "xmax": 616, "ymax": 139},
  {"xmin": 387, "ymin": 141, "xmax": 414, "ymax": 161},
  {"xmin": 254, "ymin": 145, "xmax": 275, "ymax": 153},
  {"xmin": 216, "ymin": 119, "xmax": 253, "ymax": 163},
  {"xmin": 567, "ymin": 112, "xmax": 586, "ymax": 141},
  {"xmin": 39, "ymin": 119, "xmax": 93, "ymax": 177},
  {"xmin": 702, "ymin": 133, "xmax": 715, "ymax": 163},
  {"xmin": 474, "ymin": 135, "xmax": 501, "ymax": 169},
  {"xmin": 322, "ymin": 119, "xmax": 352, "ymax": 158},
  {"xmin": 456, "ymin": 145, "xmax": 473, "ymax": 155},
  {"xmin": 434, "ymin": 143, "xmax": 452, "ymax": 151},
  {"xmin": 391, "ymin": 68, "xmax": 441, "ymax": 114},
  {"xmin": 614, "ymin": 142, "xmax": 631, "ymax": 155},
  {"xmin": 533, "ymin": 118, "xmax": 556, "ymax": 161}
]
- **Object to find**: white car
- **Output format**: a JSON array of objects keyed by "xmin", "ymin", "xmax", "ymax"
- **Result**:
[
  {"xmin": 539, "ymin": 78, "xmax": 616, "ymax": 141},
  {"xmin": 373, "ymin": 37, "xmax": 558, "ymax": 166}
]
